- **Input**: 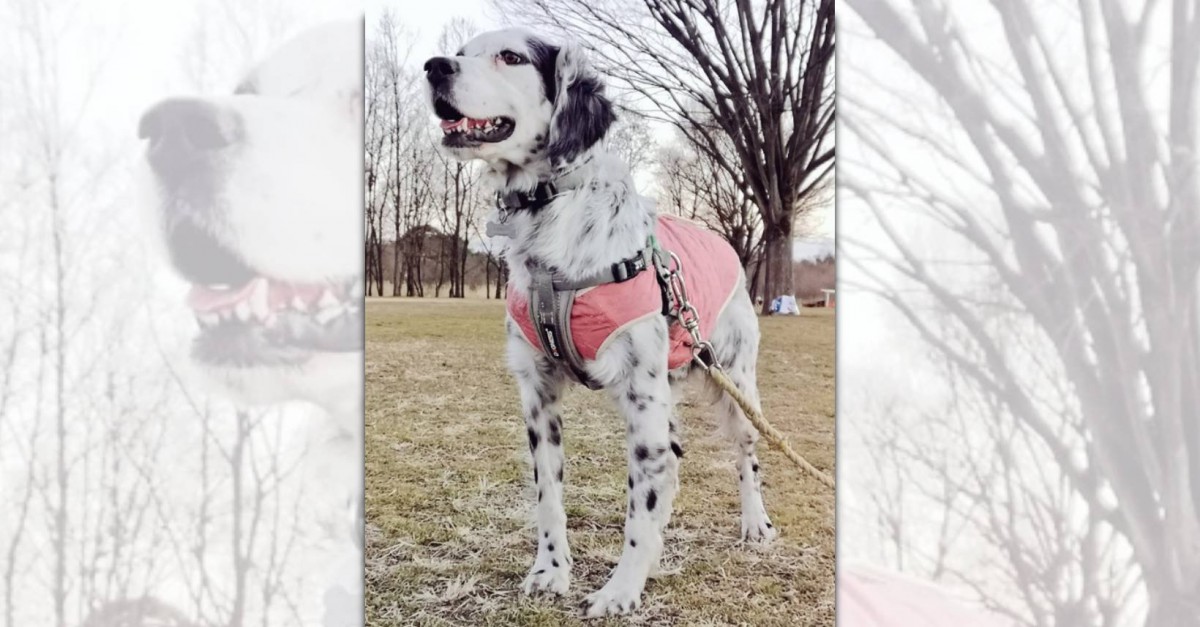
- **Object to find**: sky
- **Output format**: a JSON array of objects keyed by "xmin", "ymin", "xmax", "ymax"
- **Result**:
[{"xmin": 364, "ymin": 0, "xmax": 835, "ymax": 246}]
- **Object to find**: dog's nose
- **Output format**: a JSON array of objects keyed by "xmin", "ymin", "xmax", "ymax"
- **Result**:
[
  {"xmin": 423, "ymin": 57, "xmax": 458, "ymax": 84},
  {"xmin": 139, "ymin": 98, "xmax": 242, "ymax": 185},
  {"xmin": 138, "ymin": 98, "xmax": 242, "ymax": 150}
]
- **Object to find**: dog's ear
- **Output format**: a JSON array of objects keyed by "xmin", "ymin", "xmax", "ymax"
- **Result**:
[{"xmin": 544, "ymin": 45, "xmax": 616, "ymax": 167}]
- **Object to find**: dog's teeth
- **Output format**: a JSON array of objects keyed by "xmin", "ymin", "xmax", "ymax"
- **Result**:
[
  {"xmin": 249, "ymin": 279, "xmax": 269, "ymax": 319},
  {"xmin": 235, "ymin": 300, "xmax": 251, "ymax": 322},
  {"xmin": 314, "ymin": 305, "xmax": 342, "ymax": 325},
  {"xmin": 207, "ymin": 283, "xmax": 230, "ymax": 291},
  {"xmin": 197, "ymin": 312, "xmax": 219, "ymax": 327},
  {"xmin": 291, "ymin": 295, "xmax": 308, "ymax": 312},
  {"xmin": 317, "ymin": 289, "xmax": 338, "ymax": 309}
]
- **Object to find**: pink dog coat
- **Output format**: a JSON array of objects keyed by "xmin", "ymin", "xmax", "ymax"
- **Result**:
[{"xmin": 508, "ymin": 215, "xmax": 742, "ymax": 371}]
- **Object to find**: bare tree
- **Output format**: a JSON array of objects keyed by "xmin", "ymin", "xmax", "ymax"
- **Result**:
[
  {"xmin": 505, "ymin": 0, "xmax": 834, "ymax": 312},
  {"xmin": 656, "ymin": 132, "xmax": 764, "ymax": 292},
  {"xmin": 606, "ymin": 112, "xmax": 656, "ymax": 179},
  {"xmin": 843, "ymin": 1, "xmax": 1200, "ymax": 625}
]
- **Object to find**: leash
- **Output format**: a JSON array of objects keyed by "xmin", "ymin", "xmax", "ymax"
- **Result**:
[{"xmin": 652, "ymin": 238, "xmax": 836, "ymax": 490}]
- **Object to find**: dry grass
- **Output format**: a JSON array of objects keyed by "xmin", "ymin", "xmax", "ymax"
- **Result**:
[{"xmin": 365, "ymin": 298, "xmax": 834, "ymax": 626}]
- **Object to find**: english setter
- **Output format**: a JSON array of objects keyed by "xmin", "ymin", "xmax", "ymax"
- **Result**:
[{"xmin": 425, "ymin": 28, "xmax": 775, "ymax": 617}]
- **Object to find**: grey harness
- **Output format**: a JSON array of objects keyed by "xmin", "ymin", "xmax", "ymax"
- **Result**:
[{"xmin": 487, "ymin": 182, "xmax": 671, "ymax": 390}]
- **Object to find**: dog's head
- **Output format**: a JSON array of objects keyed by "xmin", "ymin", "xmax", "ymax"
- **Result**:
[
  {"xmin": 424, "ymin": 28, "xmax": 615, "ymax": 177},
  {"xmin": 137, "ymin": 20, "xmax": 363, "ymax": 409}
]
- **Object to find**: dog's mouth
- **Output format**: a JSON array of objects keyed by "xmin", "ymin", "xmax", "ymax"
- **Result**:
[
  {"xmin": 167, "ymin": 220, "xmax": 362, "ymax": 367},
  {"xmin": 434, "ymin": 98, "xmax": 514, "ymax": 146}
]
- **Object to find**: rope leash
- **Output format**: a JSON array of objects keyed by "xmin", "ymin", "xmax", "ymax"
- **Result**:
[
  {"xmin": 651, "ymin": 236, "xmax": 835, "ymax": 490},
  {"xmin": 706, "ymin": 367, "xmax": 835, "ymax": 489}
]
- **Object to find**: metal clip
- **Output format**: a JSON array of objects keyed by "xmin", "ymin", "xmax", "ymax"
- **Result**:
[{"xmin": 657, "ymin": 250, "xmax": 722, "ymax": 371}]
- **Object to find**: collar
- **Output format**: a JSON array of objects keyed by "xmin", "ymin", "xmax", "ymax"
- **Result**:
[{"xmin": 495, "ymin": 181, "xmax": 558, "ymax": 213}]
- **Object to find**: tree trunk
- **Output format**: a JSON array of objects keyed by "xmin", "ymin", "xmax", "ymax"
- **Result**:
[
  {"xmin": 495, "ymin": 260, "xmax": 505, "ymax": 300},
  {"xmin": 760, "ymin": 218, "xmax": 793, "ymax": 314}
]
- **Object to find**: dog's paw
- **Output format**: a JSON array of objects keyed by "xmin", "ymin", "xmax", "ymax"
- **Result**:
[
  {"xmin": 580, "ymin": 582, "xmax": 643, "ymax": 618},
  {"xmin": 741, "ymin": 514, "xmax": 778, "ymax": 544},
  {"xmin": 522, "ymin": 560, "xmax": 570, "ymax": 596}
]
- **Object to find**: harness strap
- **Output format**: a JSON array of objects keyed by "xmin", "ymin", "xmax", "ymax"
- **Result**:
[
  {"xmin": 551, "ymin": 247, "xmax": 654, "ymax": 291},
  {"xmin": 527, "ymin": 242, "xmax": 664, "ymax": 390},
  {"xmin": 528, "ymin": 267, "xmax": 602, "ymax": 389}
]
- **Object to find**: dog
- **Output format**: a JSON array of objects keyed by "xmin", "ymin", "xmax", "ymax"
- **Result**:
[
  {"xmin": 137, "ymin": 19, "xmax": 364, "ymax": 627},
  {"xmin": 425, "ymin": 28, "xmax": 776, "ymax": 617}
]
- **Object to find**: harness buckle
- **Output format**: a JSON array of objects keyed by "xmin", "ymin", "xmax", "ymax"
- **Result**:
[{"xmin": 611, "ymin": 255, "xmax": 645, "ymax": 283}]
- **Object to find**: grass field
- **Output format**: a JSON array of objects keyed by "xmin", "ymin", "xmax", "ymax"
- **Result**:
[{"xmin": 365, "ymin": 298, "xmax": 835, "ymax": 626}]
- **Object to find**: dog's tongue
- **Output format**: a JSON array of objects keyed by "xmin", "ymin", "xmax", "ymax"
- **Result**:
[
  {"xmin": 188, "ymin": 279, "xmax": 261, "ymax": 312},
  {"xmin": 441, "ymin": 117, "xmax": 490, "ymax": 130},
  {"xmin": 187, "ymin": 278, "xmax": 335, "ymax": 313}
]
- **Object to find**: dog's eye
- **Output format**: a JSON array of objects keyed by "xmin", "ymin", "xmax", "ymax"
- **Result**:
[{"xmin": 499, "ymin": 51, "xmax": 527, "ymax": 66}]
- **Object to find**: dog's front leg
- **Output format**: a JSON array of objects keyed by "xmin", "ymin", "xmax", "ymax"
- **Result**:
[
  {"xmin": 508, "ymin": 321, "xmax": 572, "ymax": 596},
  {"xmin": 582, "ymin": 322, "xmax": 677, "ymax": 618}
]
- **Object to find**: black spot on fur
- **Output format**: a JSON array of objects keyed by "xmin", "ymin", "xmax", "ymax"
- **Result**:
[
  {"xmin": 629, "ymin": 499, "xmax": 635, "ymax": 513},
  {"xmin": 648, "ymin": 367, "xmax": 660, "ymax": 379},
  {"xmin": 628, "ymin": 476, "xmax": 634, "ymax": 489},
  {"xmin": 544, "ymin": 531, "xmax": 550, "ymax": 538},
  {"xmin": 752, "ymin": 463, "xmax": 760, "ymax": 473},
  {"xmin": 636, "ymin": 402, "xmax": 648, "ymax": 412},
  {"xmin": 630, "ymin": 539, "xmax": 637, "ymax": 547},
  {"xmin": 671, "ymin": 442, "xmax": 684, "ymax": 458},
  {"xmin": 552, "ymin": 559, "xmax": 560, "ymax": 568},
  {"xmin": 635, "ymin": 444, "xmax": 649, "ymax": 461},
  {"xmin": 556, "ymin": 466, "xmax": 563, "ymax": 482},
  {"xmin": 534, "ymin": 467, "xmax": 539, "ymax": 484},
  {"xmin": 538, "ymin": 489, "xmax": 543, "ymax": 502},
  {"xmin": 528, "ymin": 428, "xmax": 539, "ymax": 451},
  {"xmin": 766, "ymin": 522, "xmax": 773, "ymax": 529},
  {"xmin": 548, "ymin": 417, "xmax": 562, "ymax": 445},
  {"xmin": 646, "ymin": 490, "xmax": 657, "ymax": 511},
  {"xmin": 548, "ymin": 543, "xmax": 555, "ymax": 552},
  {"xmin": 534, "ymin": 568, "xmax": 545, "ymax": 575}
]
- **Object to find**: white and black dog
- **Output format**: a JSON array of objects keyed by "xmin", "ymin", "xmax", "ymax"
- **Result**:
[
  {"xmin": 138, "ymin": 20, "xmax": 364, "ymax": 414},
  {"xmin": 138, "ymin": 19, "xmax": 364, "ymax": 627},
  {"xmin": 426, "ymin": 29, "xmax": 775, "ymax": 617}
]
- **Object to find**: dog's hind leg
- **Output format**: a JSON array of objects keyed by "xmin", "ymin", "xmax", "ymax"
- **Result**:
[
  {"xmin": 709, "ymin": 289, "xmax": 777, "ymax": 543},
  {"xmin": 581, "ymin": 319, "xmax": 678, "ymax": 617},
  {"xmin": 507, "ymin": 320, "xmax": 572, "ymax": 596}
]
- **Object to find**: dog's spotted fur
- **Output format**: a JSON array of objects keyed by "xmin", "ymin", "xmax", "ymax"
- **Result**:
[{"xmin": 426, "ymin": 28, "xmax": 776, "ymax": 617}]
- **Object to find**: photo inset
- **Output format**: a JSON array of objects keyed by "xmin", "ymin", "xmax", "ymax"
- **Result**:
[{"xmin": 362, "ymin": 0, "xmax": 835, "ymax": 624}]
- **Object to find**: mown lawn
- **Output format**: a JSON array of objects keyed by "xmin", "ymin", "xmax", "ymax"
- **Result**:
[{"xmin": 365, "ymin": 298, "xmax": 834, "ymax": 626}]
